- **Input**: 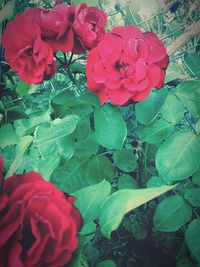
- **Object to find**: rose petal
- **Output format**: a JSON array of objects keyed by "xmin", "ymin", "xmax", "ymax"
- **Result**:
[
  {"xmin": 111, "ymin": 25, "xmax": 143, "ymax": 40},
  {"xmin": 97, "ymin": 90, "xmax": 108, "ymax": 105},
  {"xmin": 4, "ymin": 172, "xmax": 43, "ymax": 196},
  {"xmin": 0, "ymin": 201, "xmax": 21, "ymax": 245},
  {"xmin": 92, "ymin": 61, "xmax": 108, "ymax": 83},
  {"xmin": 108, "ymin": 87, "xmax": 133, "ymax": 105},
  {"xmin": 135, "ymin": 58, "xmax": 147, "ymax": 82},
  {"xmin": 8, "ymin": 241, "xmax": 23, "ymax": 267},
  {"xmin": 131, "ymin": 86, "xmax": 152, "ymax": 102}
]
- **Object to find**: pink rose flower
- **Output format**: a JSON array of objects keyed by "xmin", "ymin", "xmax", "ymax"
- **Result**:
[
  {"xmin": 2, "ymin": 9, "xmax": 56, "ymax": 85},
  {"xmin": 86, "ymin": 25, "xmax": 169, "ymax": 105}
]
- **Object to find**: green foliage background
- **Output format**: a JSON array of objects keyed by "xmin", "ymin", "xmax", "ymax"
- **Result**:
[{"xmin": 0, "ymin": 0, "xmax": 200, "ymax": 266}]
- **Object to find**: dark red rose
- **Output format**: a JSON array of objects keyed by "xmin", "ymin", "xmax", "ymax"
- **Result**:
[
  {"xmin": 38, "ymin": 2, "xmax": 75, "ymax": 53},
  {"xmin": 72, "ymin": 4, "xmax": 107, "ymax": 54},
  {"xmin": 0, "ymin": 158, "xmax": 82, "ymax": 267},
  {"xmin": 1, "ymin": 8, "xmax": 56, "ymax": 85},
  {"xmin": 86, "ymin": 25, "xmax": 169, "ymax": 105}
]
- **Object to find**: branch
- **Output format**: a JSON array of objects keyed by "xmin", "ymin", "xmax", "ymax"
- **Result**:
[{"xmin": 167, "ymin": 21, "xmax": 200, "ymax": 56}]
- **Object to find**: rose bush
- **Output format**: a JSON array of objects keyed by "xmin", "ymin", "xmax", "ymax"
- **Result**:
[
  {"xmin": 1, "ymin": 9, "xmax": 56, "ymax": 84},
  {"xmin": 0, "ymin": 158, "xmax": 82, "ymax": 267},
  {"xmin": 86, "ymin": 25, "xmax": 169, "ymax": 105}
]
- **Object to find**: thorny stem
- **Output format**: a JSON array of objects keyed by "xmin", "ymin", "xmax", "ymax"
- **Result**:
[
  {"xmin": 63, "ymin": 53, "xmax": 67, "ymax": 65},
  {"xmin": 67, "ymin": 53, "xmax": 74, "ymax": 66},
  {"xmin": 55, "ymin": 55, "xmax": 81, "ymax": 95},
  {"xmin": 144, "ymin": 143, "xmax": 148, "ymax": 181}
]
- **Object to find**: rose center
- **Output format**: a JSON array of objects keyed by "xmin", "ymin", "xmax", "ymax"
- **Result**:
[
  {"xmin": 115, "ymin": 61, "xmax": 129, "ymax": 74},
  {"xmin": 26, "ymin": 48, "xmax": 33, "ymax": 57}
]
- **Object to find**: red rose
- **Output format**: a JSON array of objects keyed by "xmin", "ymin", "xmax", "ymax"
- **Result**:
[
  {"xmin": 38, "ymin": 3, "xmax": 107, "ymax": 55},
  {"xmin": 2, "ymin": 9, "xmax": 56, "ymax": 85},
  {"xmin": 86, "ymin": 25, "xmax": 169, "ymax": 105},
  {"xmin": 72, "ymin": 4, "xmax": 107, "ymax": 54},
  {"xmin": 0, "ymin": 159, "xmax": 82, "ymax": 267},
  {"xmin": 38, "ymin": 3, "xmax": 75, "ymax": 53}
]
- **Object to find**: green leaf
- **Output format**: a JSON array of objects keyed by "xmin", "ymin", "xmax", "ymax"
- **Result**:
[
  {"xmin": 94, "ymin": 104, "xmax": 127, "ymax": 149},
  {"xmin": 185, "ymin": 219, "xmax": 200, "ymax": 264},
  {"xmin": 14, "ymin": 111, "xmax": 51, "ymax": 137},
  {"xmin": 156, "ymin": 130, "xmax": 200, "ymax": 183},
  {"xmin": 118, "ymin": 174, "xmax": 139, "ymax": 189},
  {"xmin": 176, "ymin": 80, "xmax": 200, "ymax": 117},
  {"xmin": 113, "ymin": 148, "xmax": 137, "ymax": 172},
  {"xmin": 153, "ymin": 195, "xmax": 192, "ymax": 232},
  {"xmin": 38, "ymin": 154, "xmax": 60, "ymax": 181},
  {"xmin": 97, "ymin": 260, "xmax": 117, "ymax": 267},
  {"xmin": 34, "ymin": 115, "xmax": 78, "ymax": 157},
  {"xmin": 122, "ymin": 213, "xmax": 147, "ymax": 240},
  {"xmin": 68, "ymin": 236, "xmax": 86, "ymax": 267},
  {"xmin": 99, "ymin": 185, "xmax": 175, "ymax": 238},
  {"xmin": 52, "ymin": 91, "xmax": 78, "ymax": 107},
  {"xmin": 138, "ymin": 119, "xmax": 174, "ymax": 144},
  {"xmin": 165, "ymin": 62, "xmax": 185, "ymax": 83},
  {"xmin": 135, "ymin": 89, "xmax": 167, "ymax": 125},
  {"xmin": 6, "ymin": 135, "xmax": 33, "ymax": 178},
  {"xmin": 72, "ymin": 0, "xmax": 99, "ymax": 6},
  {"xmin": 85, "ymin": 155, "xmax": 114, "ymax": 185},
  {"xmin": 0, "ymin": 0, "xmax": 15, "ymax": 22},
  {"xmin": 80, "ymin": 222, "xmax": 96, "ymax": 236},
  {"xmin": 177, "ymin": 258, "xmax": 197, "ymax": 267},
  {"xmin": 195, "ymin": 119, "xmax": 200, "ymax": 135},
  {"xmin": 75, "ymin": 117, "xmax": 91, "ymax": 140},
  {"xmin": 192, "ymin": 168, "xmax": 200, "ymax": 187},
  {"xmin": 183, "ymin": 53, "xmax": 200, "ymax": 78},
  {"xmin": 16, "ymin": 81, "xmax": 31, "ymax": 96},
  {"xmin": 51, "ymin": 157, "xmax": 88, "ymax": 193},
  {"xmin": 0, "ymin": 100, "xmax": 5, "ymax": 111},
  {"xmin": 184, "ymin": 189, "xmax": 200, "ymax": 207},
  {"xmin": 146, "ymin": 176, "xmax": 166, "ymax": 188},
  {"xmin": 0, "ymin": 124, "xmax": 18, "ymax": 148},
  {"xmin": 161, "ymin": 93, "xmax": 185, "ymax": 124},
  {"xmin": 52, "ymin": 91, "xmax": 100, "ymax": 108},
  {"xmin": 70, "ymin": 62, "xmax": 85, "ymax": 74},
  {"xmin": 1, "ymin": 145, "xmax": 16, "ymax": 171},
  {"xmin": 56, "ymin": 135, "xmax": 75, "ymax": 160},
  {"xmin": 75, "ymin": 132, "xmax": 99, "ymax": 158},
  {"xmin": 16, "ymin": 148, "xmax": 40, "ymax": 174},
  {"xmin": 74, "ymin": 118, "xmax": 99, "ymax": 157},
  {"xmin": 74, "ymin": 180, "xmax": 111, "ymax": 223}
]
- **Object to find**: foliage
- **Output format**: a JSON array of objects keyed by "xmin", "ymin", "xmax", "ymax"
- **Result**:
[{"xmin": 0, "ymin": 0, "xmax": 200, "ymax": 266}]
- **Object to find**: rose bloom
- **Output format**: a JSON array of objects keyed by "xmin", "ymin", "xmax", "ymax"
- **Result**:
[
  {"xmin": 38, "ymin": 2, "xmax": 107, "ymax": 54},
  {"xmin": 1, "ymin": 9, "xmax": 56, "ymax": 85},
  {"xmin": 38, "ymin": 2, "xmax": 75, "ymax": 53},
  {"xmin": 0, "ymin": 158, "xmax": 82, "ymax": 267},
  {"xmin": 72, "ymin": 3, "xmax": 107, "ymax": 54},
  {"xmin": 86, "ymin": 25, "xmax": 169, "ymax": 105}
]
